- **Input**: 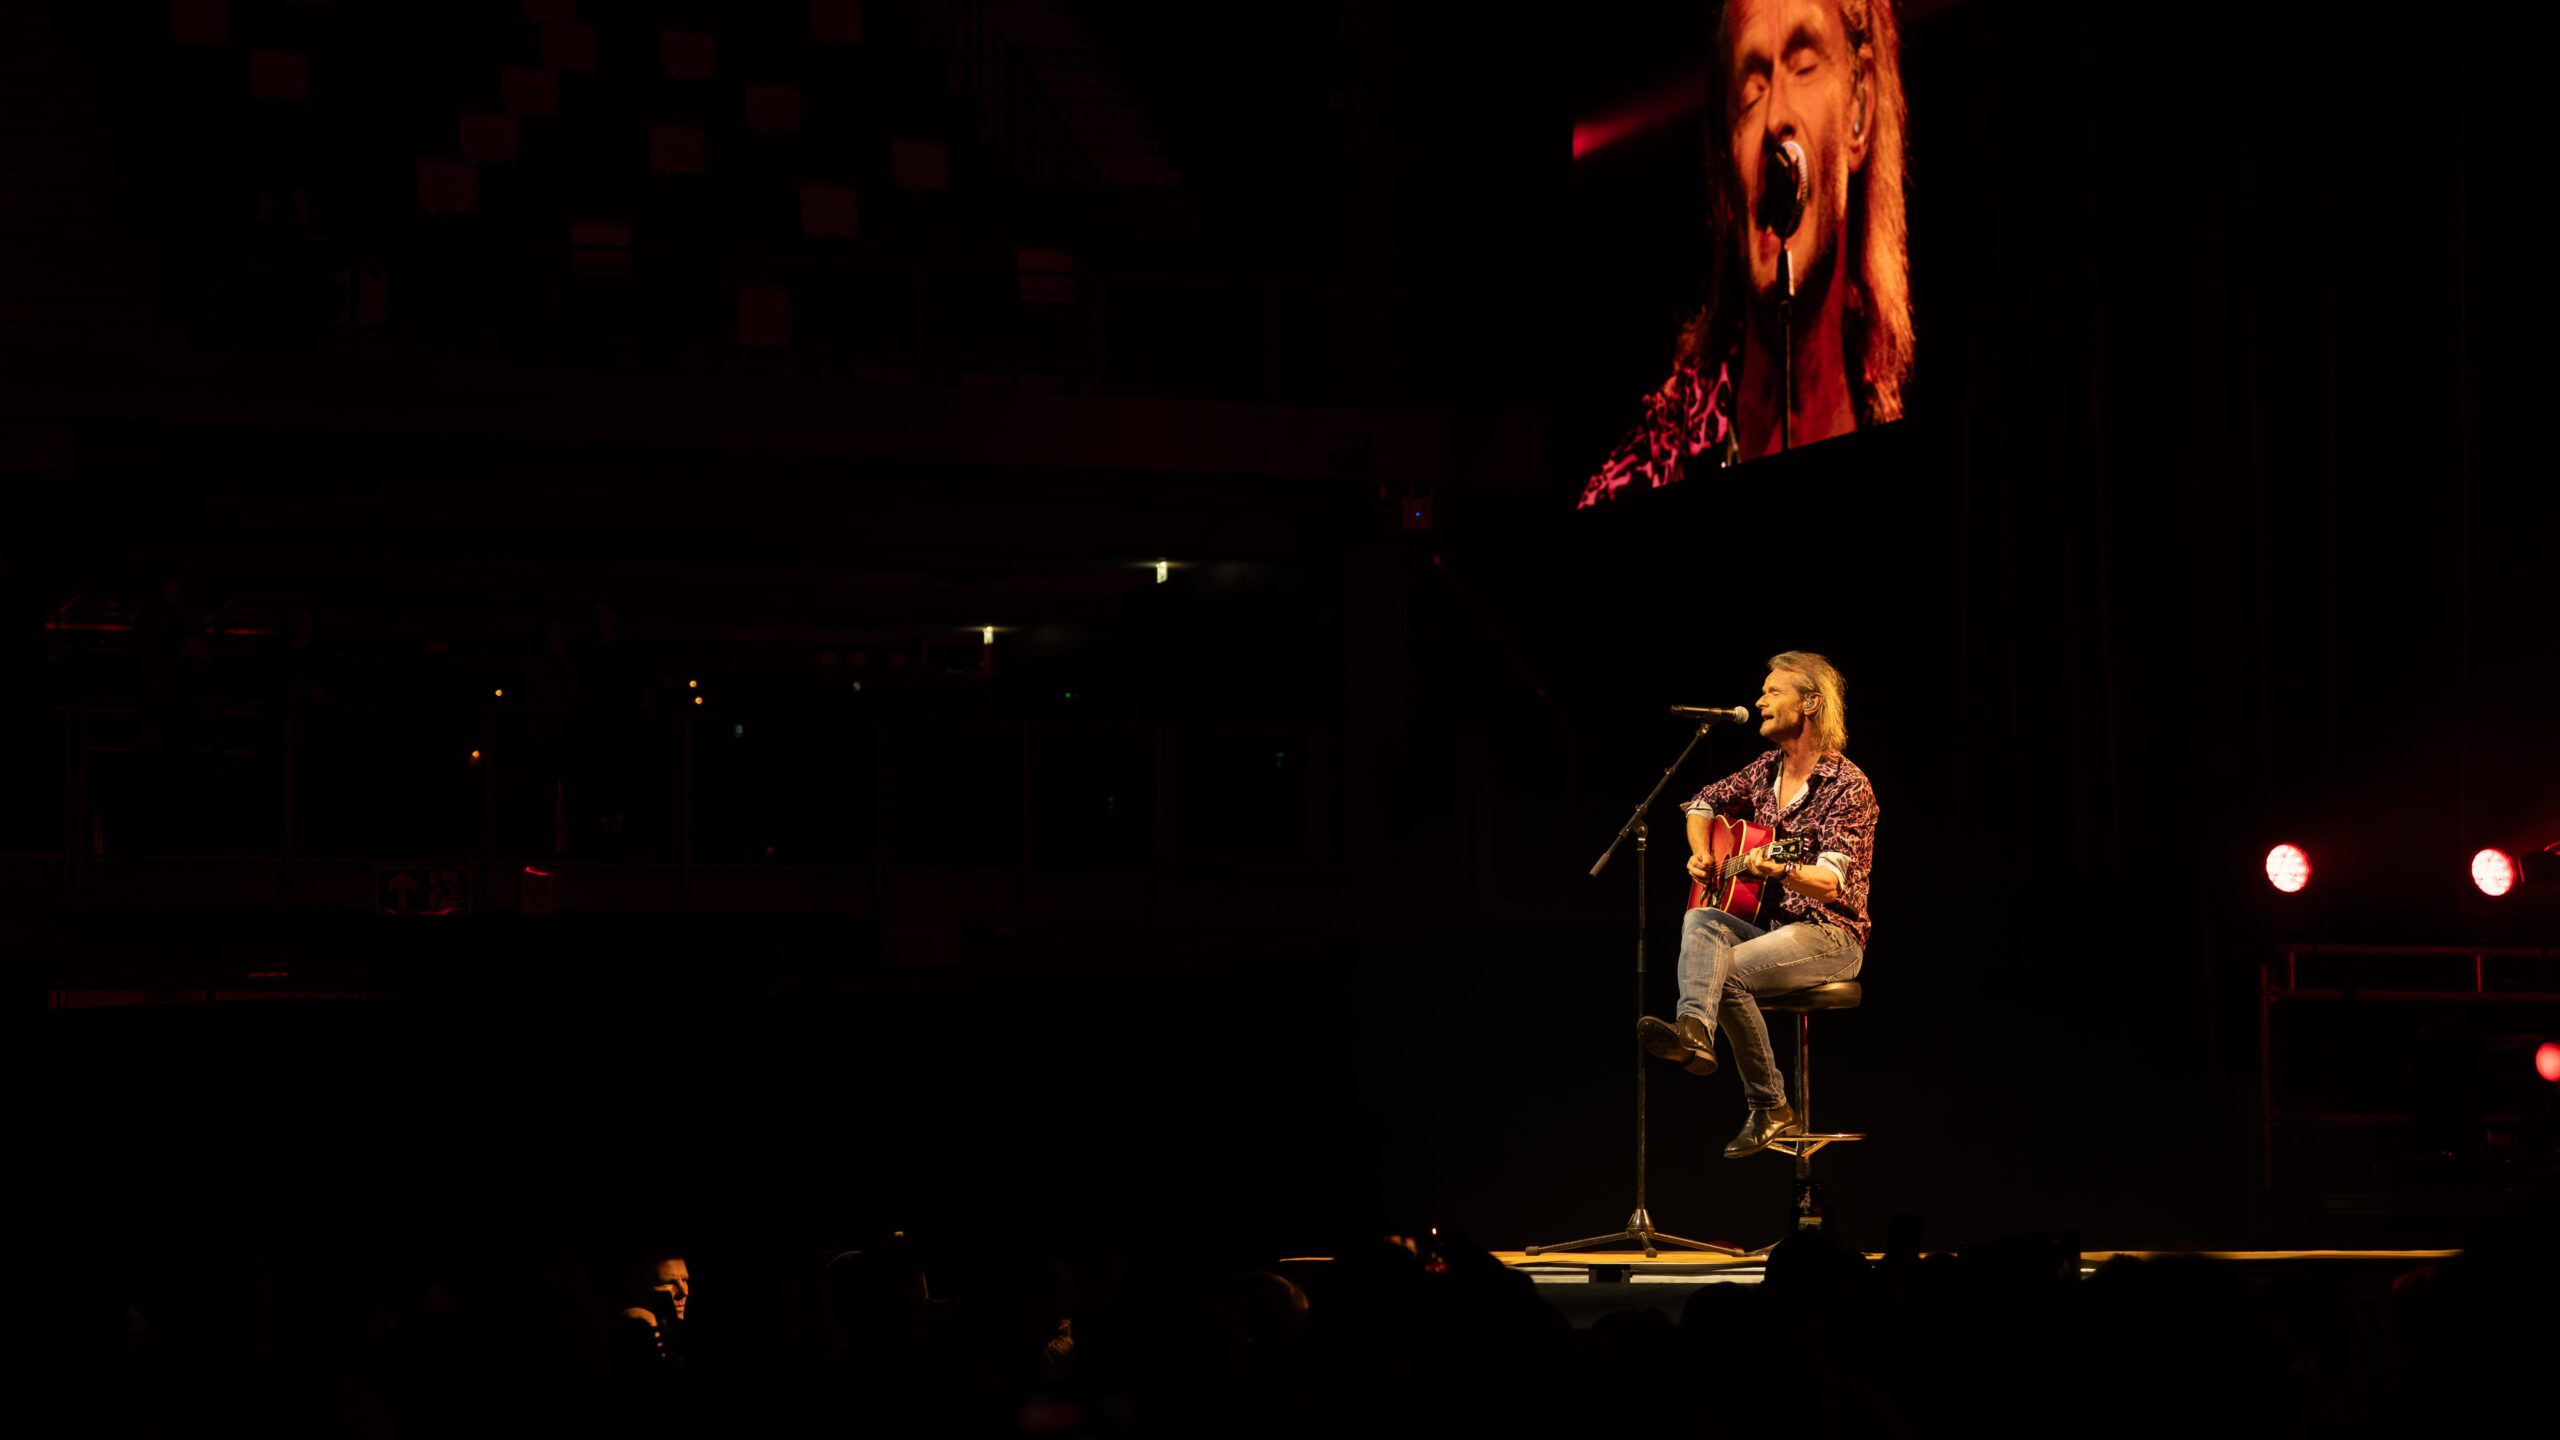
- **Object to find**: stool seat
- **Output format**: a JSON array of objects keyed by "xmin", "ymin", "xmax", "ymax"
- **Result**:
[{"xmin": 1760, "ymin": 981, "xmax": 1861, "ymax": 1012}]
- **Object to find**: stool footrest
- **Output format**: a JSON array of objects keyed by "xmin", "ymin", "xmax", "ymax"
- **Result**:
[{"xmin": 1761, "ymin": 1133, "xmax": 1863, "ymax": 1161}]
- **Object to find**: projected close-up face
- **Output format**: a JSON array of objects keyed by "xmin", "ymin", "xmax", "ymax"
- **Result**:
[
  {"xmin": 1572, "ymin": 0, "xmax": 1909, "ymax": 506},
  {"xmin": 1724, "ymin": 0, "xmax": 1868, "ymax": 311}
]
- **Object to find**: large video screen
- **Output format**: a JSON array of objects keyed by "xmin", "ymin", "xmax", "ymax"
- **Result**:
[{"xmin": 1572, "ymin": 0, "xmax": 1912, "ymax": 508}]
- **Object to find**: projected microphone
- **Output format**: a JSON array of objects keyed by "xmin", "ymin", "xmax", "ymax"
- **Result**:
[
  {"xmin": 1669, "ymin": 705, "xmax": 1754, "ymax": 725},
  {"xmin": 1757, "ymin": 136, "xmax": 1808, "ymax": 239}
]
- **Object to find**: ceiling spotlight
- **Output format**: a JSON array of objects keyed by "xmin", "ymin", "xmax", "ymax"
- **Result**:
[
  {"xmin": 1156, "ymin": 560, "xmax": 1169, "ymax": 584},
  {"xmin": 2265, "ymin": 843, "xmax": 2311, "ymax": 894},
  {"xmin": 982, "ymin": 625, "xmax": 994, "ymax": 645},
  {"xmin": 2471, "ymin": 848, "xmax": 2516, "ymax": 898}
]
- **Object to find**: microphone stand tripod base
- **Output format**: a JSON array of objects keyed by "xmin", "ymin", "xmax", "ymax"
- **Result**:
[{"xmin": 1524, "ymin": 1210, "xmax": 1740, "ymax": 1261}]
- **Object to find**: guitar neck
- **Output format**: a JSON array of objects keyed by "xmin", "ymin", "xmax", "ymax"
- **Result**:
[{"xmin": 1719, "ymin": 841, "xmax": 1776, "ymax": 880}]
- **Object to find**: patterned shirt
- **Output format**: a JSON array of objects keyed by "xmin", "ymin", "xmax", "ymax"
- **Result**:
[
  {"xmin": 1578, "ymin": 345, "xmax": 1740, "ymax": 509},
  {"xmin": 1682, "ymin": 749, "xmax": 1878, "ymax": 949}
]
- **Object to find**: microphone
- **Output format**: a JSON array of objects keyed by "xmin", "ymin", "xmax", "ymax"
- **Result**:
[
  {"xmin": 1757, "ymin": 136, "xmax": 1808, "ymax": 239},
  {"xmin": 1669, "ymin": 705, "xmax": 1754, "ymax": 725}
]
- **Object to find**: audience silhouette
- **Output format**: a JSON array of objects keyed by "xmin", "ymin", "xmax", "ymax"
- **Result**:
[{"xmin": 10, "ymin": 1213, "xmax": 2555, "ymax": 1436}]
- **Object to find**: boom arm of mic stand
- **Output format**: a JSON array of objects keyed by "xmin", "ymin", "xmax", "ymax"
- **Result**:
[{"xmin": 1590, "ymin": 722, "xmax": 1717, "ymax": 877}]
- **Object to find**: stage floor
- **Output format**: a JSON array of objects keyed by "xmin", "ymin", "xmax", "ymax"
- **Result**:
[
  {"xmin": 1313, "ymin": 1250, "xmax": 2468, "ymax": 1328},
  {"xmin": 1282, "ymin": 1248, "xmax": 2459, "ymax": 1317},
  {"xmin": 1483, "ymin": 1248, "xmax": 2457, "ymax": 1273},
  {"xmin": 1284, "ymin": 1250, "xmax": 2455, "ymax": 1267}
]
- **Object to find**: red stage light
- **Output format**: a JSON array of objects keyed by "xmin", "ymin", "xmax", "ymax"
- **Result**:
[
  {"xmin": 1571, "ymin": 66, "xmax": 1712, "ymax": 161},
  {"xmin": 2264, "ymin": 844, "xmax": 2311, "ymax": 893},
  {"xmin": 2471, "ymin": 848, "xmax": 2516, "ymax": 897},
  {"xmin": 2537, "ymin": 1043, "xmax": 2560, "ymax": 1083}
]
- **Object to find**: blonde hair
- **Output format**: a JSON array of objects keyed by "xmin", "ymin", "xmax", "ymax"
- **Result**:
[
  {"xmin": 1683, "ymin": 0, "xmax": 1913, "ymax": 426},
  {"xmin": 1767, "ymin": 651, "xmax": 1848, "ymax": 753}
]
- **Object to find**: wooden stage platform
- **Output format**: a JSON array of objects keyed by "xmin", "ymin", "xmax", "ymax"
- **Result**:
[
  {"xmin": 1485, "ymin": 1248, "xmax": 2457, "ymax": 1272},
  {"xmin": 1283, "ymin": 1249, "xmax": 2459, "ymax": 1279},
  {"xmin": 1269, "ymin": 1249, "xmax": 2464, "ymax": 1328}
]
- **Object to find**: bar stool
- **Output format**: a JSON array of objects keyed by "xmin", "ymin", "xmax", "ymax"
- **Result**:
[{"xmin": 1753, "ymin": 980, "xmax": 1863, "ymax": 1249}]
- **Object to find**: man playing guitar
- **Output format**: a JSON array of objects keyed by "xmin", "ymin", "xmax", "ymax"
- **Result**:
[{"xmin": 1638, "ymin": 651, "xmax": 1877, "ymax": 1158}]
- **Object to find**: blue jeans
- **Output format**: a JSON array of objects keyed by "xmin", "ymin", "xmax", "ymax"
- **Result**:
[{"xmin": 1675, "ymin": 908, "xmax": 1864, "ymax": 1108}]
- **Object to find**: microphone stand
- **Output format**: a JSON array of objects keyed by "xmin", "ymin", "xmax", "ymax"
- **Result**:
[
  {"xmin": 1777, "ymin": 243, "xmax": 1795, "ymax": 453},
  {"xmin": 1523, "ymin": 720, "xmax": 1743, "ymax": 1259}
]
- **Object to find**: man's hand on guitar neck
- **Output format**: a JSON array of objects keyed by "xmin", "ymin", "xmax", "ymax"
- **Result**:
[{"xmin": 1739, "ymin": 850, "xmax": 1842, "ymax": 902}]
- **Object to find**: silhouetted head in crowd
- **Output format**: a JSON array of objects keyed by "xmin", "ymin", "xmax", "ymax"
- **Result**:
[
  {"xmin": 613, "ymin": 1239, "xmax": 692, "ymax": 1332},
  {"xmin": 653, "ymin": 1256, "xmax": 691, "ymax": 1322}
]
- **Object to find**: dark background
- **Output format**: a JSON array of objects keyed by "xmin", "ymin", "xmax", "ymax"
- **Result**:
[{"xmin": 4, "ymin": 0, "xmax": 2558, "ymax": 1268}]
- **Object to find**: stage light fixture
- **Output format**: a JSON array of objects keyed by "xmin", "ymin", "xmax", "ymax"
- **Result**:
[
  {"xmin": 2471, "ymin": 848, "xmax": 2516, "ymax": 897},
  {"xmin": 693, "ymin": 695, "xmax": 703, "ymax": 705},
  {"xmin": 2538, "ymin": 1042, "xmax": 2560, "ymax": 1083},
  {"xmin": 982, "ymin": 626, "xmax": 994, "ymax": 644},
  {"xmin": 2522, "ymin": 843, "xmax": 2560, "ymax": 888},
  {"xmin": 493, "ymin": 689, "xmax": 504, "ymax": 698},
  {"xmin": 689, "ymin": 679, "xmax": 697, "ymax": 688},
  {"xmin": 2265, "ymin": 843, "xmax": 2311, "ymax": 893},
  {"xmin": 1156, "ymin": 560, "xmax": 1169, "ymax": 584}
]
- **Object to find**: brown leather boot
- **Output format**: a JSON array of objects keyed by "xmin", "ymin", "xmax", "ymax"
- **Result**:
[
  {"xmin": 1636, "ymin": 1014, "xmax": 1717, "ymax": 1076},
  {"xmin": 1723, "ymin": 1101, "xmax": 1800, "ymax": 1158}
]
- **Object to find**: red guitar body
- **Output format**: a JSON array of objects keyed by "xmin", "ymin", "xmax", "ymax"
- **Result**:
[{"xmin": 1688, "ymin": 814, "xmax": 1782, "ymax": 920}]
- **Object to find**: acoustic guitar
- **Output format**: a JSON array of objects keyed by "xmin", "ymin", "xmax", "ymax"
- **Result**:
[{"xmin": 1685, "ymin": 815, "xmax": 1812, "ymax": 924}]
